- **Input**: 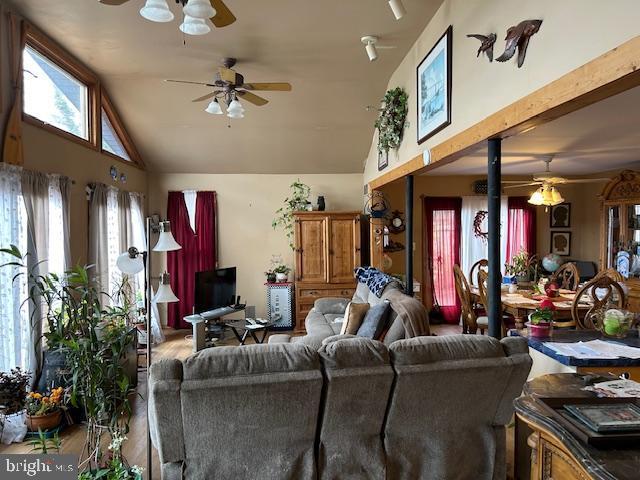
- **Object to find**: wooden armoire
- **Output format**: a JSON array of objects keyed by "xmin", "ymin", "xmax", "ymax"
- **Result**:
[{"xmin": 293, "ymin": 211, "xmax": 366, "ymax": 331}]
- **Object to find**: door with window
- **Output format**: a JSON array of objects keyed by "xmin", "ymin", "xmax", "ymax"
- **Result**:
[{"xmin": 424, "ymin": 197, "xmax": 462, "ymax": 324}]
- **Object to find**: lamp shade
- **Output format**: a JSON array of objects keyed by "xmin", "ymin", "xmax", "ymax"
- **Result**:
[
  {"xmin": 205, "ymin": 98, "xmax": 223, "ymax": 114},
  {"xmin": 528, "ymin": 187, "xmax": 544, "ymax": 206},
  {"xmin": 153, "ymin": 221, "xmax": 182, "ymax": 252},
  {"xmin": 365, "ymin": 42, "xmax": 378, "ymax": 61},
  {"xmin": 550, "ymin": 187, "xmax": 564, "ymax": 205},
  {"xmin": 153, "ymin": 272, "xmax": 179, "ymax": 303},
  {"xmin": 227, "ymin": 98, "xmax": 243, "ymax": 114},
  {"xmin": 179, "ymin": 15, "xmax": 211, "ymax": 35},
  {"xmin": 183, "ymin": 0, "xmax": 216, "ymax": 19},
  {"xmin": 388, "ymin": 0, "xmax": 406, "ymax": 20},
  {"xmin": 227, "ymin": 110, "xmax": 245, "ymax": 119},
  {"xmin": 116, "ymin": 248, "xmax": 144, "ymax": 275},
  {"xmin": 140, "ymin": 0, "xmax": 174, "ymax": 22}
]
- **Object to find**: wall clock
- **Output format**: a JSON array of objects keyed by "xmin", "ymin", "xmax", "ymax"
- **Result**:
[{"xmin": 388, "ymin": 210, "xmax": 406, "ymax": 234}]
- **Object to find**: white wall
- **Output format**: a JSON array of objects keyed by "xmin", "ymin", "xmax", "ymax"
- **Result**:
[
  {"xmin": 364, "ymin": 0, "xmax": 640, "ymax": 184},
  {"xmin": 148, "ymin": 173, "xmax": 364, "ymax": 322}
]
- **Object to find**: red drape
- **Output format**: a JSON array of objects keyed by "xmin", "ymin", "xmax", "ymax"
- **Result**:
[
  {"xmin": 506, "ymin": 196, "xmax": 537, "ymax": 261},
  {"xmin": 425, "ymin": 197, "xmax": 461, "ymax": 324},
  {"xmin": 167, "ymin": 191, "xmax": 217, "ymax": 329}
]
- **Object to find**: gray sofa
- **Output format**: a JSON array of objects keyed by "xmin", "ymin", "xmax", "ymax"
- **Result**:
[
  {"xmin": 149, "ymin": 334, "xmax": 532, "ymax": 480},
  {"xmin": 270, "ymin": 280, "xmax": 430, "ymax": 349}
]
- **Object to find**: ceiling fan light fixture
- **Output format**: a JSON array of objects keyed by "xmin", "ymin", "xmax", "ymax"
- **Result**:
[
  {"xmin": 227, "ymin": 110, "xmax": 244, "ymax": 119},
  {"xmin": 227, "ymin": 98, "xmax": 244, "ymax": 114},
  {"xmin": 528, "ymin": 187, "xmax": 544, "ymax": 206},
  {"xmin": 205, "ymin": 98, "xmax": 223, "ymax": 115},
  {"xmin": 140, "ymin": 0, "xmax": 174, "ymax": 23},
  {"xmin": 183, "ymin": 0, "xmax": 216, "ymax": 19},
  {"xmin": 550, "ymin": 187, "xmax": 564, "ymax": 205},
  {"xmin": 179, "ymin": 15, "xmax": 211, "ymax": 35},
  {"xmin": 361, "ymin": 36, "xmax": 379, "ymax": 62},
  {"xmin": 388, "ymin": 0, "xmax": 406, "ymax": 20}
]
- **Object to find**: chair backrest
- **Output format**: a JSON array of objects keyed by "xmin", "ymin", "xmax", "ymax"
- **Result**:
[
  {"xmin": 453, "ymin": 264, "xmax": 476, "ymax": 331},
  {"xmin": 384, "ymin": 335, "xmax": 532, "ymax": 480},
  {"xmin": 317, "ymin": 337, "xmax": 394, "ymax": 480},
  {"xmin": 550, "ymin": 262, "xmax": 580, "ymax": 291},
  {"xmin": 572, "ymin": 275, "xmax": 627, "ymax": 329},
  {"xmin": 596, "ymin": 268, "xmax": 624, "ymax": 282},
  {"xmin": 469, "ymin": 259, "xmax": 489, "ymax": 287},
  {"xmin": 476, "ymin": 269, "xmax": 490, "ymax": 312}
]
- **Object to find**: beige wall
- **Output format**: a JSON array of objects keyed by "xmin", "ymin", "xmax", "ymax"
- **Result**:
[
  {"xmin": 380, "ymin": 175, "xmax": 603, "ymax": 292},
  {"xmin": 148, "ymin": 173, "xmax": 364, "ymax": 322},
  {"xmin": 364, "ymin": 0, "xmax": 640, "ymax": 184}
]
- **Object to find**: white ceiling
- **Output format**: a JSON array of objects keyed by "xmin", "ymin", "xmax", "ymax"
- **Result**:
[
  {"xmin": 429, "ymin": 85, "xmax": 640, "ymax": 176},
  {"xmin": 10, "ymin": 0, "xmax": 443, "ymax": 174}
]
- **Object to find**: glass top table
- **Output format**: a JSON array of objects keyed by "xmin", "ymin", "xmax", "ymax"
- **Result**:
[{"xmin": 225, "ymin": 320, "xmax": 275, "ymax": 345}]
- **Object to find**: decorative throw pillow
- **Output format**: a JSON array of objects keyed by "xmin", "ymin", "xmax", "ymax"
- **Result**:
[
  {"xmin": 357, "ymin": 300, "xmax": 391, "ymax": 339},
  {"xmin": 339, "ymin": 302, "xmax": 370, "ymax": 335}
]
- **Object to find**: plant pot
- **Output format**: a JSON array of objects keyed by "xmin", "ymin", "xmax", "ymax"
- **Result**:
[
  {"xmin": 26, "ymin": 409, "xmax": 62, "ymax": 432},
  {"xmin": 266, "ymin": 274, "xmax": 277, "ymax": 284},
  {"xmin": 516, "ymin": 274, "xmax": 530, "ymax": 285},
  {"xmin": 275, "ymin": 273, "xmax": 288, "ymax": 283},
  {"xmin": 526, "ymin": 320, "xmax": 553, "ymax": 338}
]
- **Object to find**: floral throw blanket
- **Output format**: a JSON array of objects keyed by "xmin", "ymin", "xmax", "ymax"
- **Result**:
[{"xmin": 354, "ymin": 266, "xmax": 398, "ymax": 298}]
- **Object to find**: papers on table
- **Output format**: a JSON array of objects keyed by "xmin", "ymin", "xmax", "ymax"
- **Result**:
[
  {"xmin": 544, "ymin": 339, "xmax": 640, "ymax": 360},
  {"xmin": 584, "ymin": 379, "xmax": 640, "ymax": 398}
]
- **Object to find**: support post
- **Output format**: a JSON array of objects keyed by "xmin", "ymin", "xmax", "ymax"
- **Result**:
[
  {"xmin": 145, "ymin": 217, "xmax": 153, "ymax": 480},
  {"xmin": 487, "ymin": 139, "xmax": 502, "ymax": 339},
  {"xmin": 405, "ymin": 175, "xmax": 414, "ymax": 296}
]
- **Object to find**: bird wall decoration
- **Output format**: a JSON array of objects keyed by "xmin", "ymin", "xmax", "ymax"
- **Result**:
[
  {"xmin": 495, "ymin": 19, "xmax": 543, "ymax": 68},
  {"xmin": 467, "ymin": 33, "xmax": 497, "ymax": 62}
]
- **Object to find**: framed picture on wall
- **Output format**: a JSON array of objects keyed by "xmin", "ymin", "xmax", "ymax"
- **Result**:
[
  {"xmin": 550, "ymin": 203, "xmax": 571, "ymax": 228},
  {"xmin": 378, "ymin": 150, "xmax": 388, "ymax": 171},
  {"xmin": 417, "ymin": 25, "xmax": 452, "ymax": 145},
  {"xmin": 551, "ymin": 231, "xmax": 572, "ymax": 256}
]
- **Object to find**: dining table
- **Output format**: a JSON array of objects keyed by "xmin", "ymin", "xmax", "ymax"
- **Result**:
[{"xmin": 470, "ymin": 287, "xmax": 593, "ymax": 329}]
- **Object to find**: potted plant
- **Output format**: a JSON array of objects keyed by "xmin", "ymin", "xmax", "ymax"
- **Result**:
[
  {"xmin": 272, "ymin": 180, "xmax": 312, "ymax": 249},
  {"xmin": 264, "ymin": 270, "xmax": 277, "ymax": 284},
  {"xmin": 526, "ymin": 299, "xmax": 556, "ymax": 337},
  {"xmin": 505, "ymin": 249, "xmax": 535, "ymax": 285},
  {"xmin": 25, "ymin": 387, "xmax": 66, "ymax": 432},
  {"xmin": 273, "ymin": 264, "xmax": 291, "ymax": 283}
]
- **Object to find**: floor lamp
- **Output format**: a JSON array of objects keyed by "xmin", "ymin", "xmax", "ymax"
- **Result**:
[{"xmin": 117, "ymin": 218, "xmax": 181, "ymax": 480}]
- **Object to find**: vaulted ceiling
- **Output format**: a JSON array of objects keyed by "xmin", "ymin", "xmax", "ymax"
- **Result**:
[{"xmin": 9, "ymin": 0, "xmax": 442, "ymax": 173}]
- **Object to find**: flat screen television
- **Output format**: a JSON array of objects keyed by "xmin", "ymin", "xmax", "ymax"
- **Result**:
[{"xmin": 194, "ymin": 267, "xmax": 237, "ymax": 313}]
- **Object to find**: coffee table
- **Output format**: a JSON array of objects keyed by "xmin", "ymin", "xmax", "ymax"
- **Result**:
[{"xmin": 225, "ymin": 320, "xmax": 274, "ymax": 345}]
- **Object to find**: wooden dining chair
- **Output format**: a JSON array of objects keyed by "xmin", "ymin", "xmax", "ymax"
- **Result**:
[
  {"xmin": 469, "ymin": 259, "xmax": 488, "ymax": 287},
  {"xmin": 453, "ymin": 264, "xmax": 480, "ymax": 334},
  {"xmin": 571, "ymin": 275, "xmax": 627, "ymax": 330},
  {"xmin": 550, "ymin": 262, "xmax": 579, "ymax": 291},
  {"xmin": 476, "ymin": 270, "xmax": 515, "ymax": 336},
  {"xmin": 595, "ymin": 268, "xmax": 624, "ymax": 283}
]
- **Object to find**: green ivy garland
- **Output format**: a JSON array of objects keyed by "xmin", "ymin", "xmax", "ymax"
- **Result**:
[{"xmin": 374, "ymin": 87, "xmax": 408, "ymax": 154}]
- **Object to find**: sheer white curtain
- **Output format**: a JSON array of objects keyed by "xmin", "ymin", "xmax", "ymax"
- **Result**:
[
  {"xmin": 460, "ymin": 196, "xmax": 509, "ymax": 284},
  {"xmin": 0, "ymin": 165, "xmax": 29, "ymax": 372}
]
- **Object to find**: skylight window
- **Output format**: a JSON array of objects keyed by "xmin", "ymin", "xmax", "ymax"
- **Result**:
[
  {"xmin": 102, "ymin": 108, "xmax": 131, "ymax": 161},
  {"xmin": 22, "ymin": 44, "xmax": 89, "ymax": 140}
]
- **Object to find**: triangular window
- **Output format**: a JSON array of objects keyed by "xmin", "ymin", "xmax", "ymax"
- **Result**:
[{"xmin": 101, "ymin": 108, "xmax": 130, "ymax": 161}]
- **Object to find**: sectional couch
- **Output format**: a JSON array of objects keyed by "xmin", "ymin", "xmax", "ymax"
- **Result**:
[{"xmin": 148, "ymin": 334, "xmax": 532, "ymax": 480}]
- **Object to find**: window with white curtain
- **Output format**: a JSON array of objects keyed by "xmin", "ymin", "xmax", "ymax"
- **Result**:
[{"xmin": 47, "ymin": 176, "xmax": 67, "ymax": 277}]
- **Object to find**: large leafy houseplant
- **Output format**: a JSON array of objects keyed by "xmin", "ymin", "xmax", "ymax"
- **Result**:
[
  {"xmin": 272, "ymin": 179, "xmax": 311, "ymax": 249},
  {"xmin": 1, "ymin": 246, "xmax": 141, "ymax": 478},
  {"xmin": 375, "ymin": 87, "xmax": 408, "ymax": 155}
]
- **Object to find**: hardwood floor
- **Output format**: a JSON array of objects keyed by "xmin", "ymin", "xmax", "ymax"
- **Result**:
[{"xmin": 1, "ymin": 324, "xmax": 515, "ymax": 480}]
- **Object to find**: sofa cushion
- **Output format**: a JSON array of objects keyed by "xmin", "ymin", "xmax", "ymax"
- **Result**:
[
  {"xmin": 340, "ymin": 302, "xmax": 370, "ymax": 335},
  {"xmin": 357, "ymin": 300, "xmax": 391, "ymax": 339},
  {"xmin": 319, "ymin": 337, "xmax": 389, "ymax": 369},
  {"xmin": 182, "ymin": 343, "xmax": 319, "ymax": 380},
  {"xmin": 390, "ymin": 335, "xmax": 504, "ymax": 366}
]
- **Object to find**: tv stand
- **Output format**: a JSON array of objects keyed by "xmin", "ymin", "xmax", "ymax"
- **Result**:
[{"xmin": 184, "ymin": 305, "xmax": 246, "ymax": 353}]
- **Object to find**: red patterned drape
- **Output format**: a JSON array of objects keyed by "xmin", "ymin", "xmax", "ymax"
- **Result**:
[
  {"xmin": 425, "ymin": 197, "xmax": 462, "ymax": 324},
  {"xmin": 167, "ymin": 191, "xmax": 217, "ymax": 329},
  {"xmin": 506, "ymin": 196, "xmax": 537, "ymax": 262}
]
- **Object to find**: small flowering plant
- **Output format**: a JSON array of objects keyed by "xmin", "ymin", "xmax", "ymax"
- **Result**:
[
  {"xmin": 26, "ymin": 387, "xmax": 66, "ymax": 416},
  {"xmin": 530, "ymin": 299, "xmax": 556, "ymax": 324}
]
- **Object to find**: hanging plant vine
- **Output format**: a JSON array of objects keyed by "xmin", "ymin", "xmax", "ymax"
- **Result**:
[{"xmin": 375, "ymin": 87, "xmax": 409, "ymax": 155}]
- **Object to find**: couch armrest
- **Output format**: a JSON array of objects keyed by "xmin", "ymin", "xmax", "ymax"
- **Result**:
[{"xmin": 313, "ymin": 297, "xmax": 350, "ymax": 314}]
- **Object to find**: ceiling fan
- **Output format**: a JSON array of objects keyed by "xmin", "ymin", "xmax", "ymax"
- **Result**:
[
  {"xmin": 165, "ymin": 58, "xmax": 292, "ymax": 119},
  {"xmin": 99, "ymin": 0, "xmax": 236, "ymax": 34},
  {"xmin": 502, "ymin": 156, "xmax": 611, "ymax": 206}
]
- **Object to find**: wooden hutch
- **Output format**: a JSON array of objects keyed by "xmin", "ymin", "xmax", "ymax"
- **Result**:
[
  {"xmin": 600, "ymin": 170, "xmax": 640, "ymax": 311},
  {"xmin": 293, "ymin": 211, "xmax": 368, "ymax": 332}
]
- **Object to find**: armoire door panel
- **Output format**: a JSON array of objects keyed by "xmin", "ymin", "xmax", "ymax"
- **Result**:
[
  {"xmin": 295, "ymin": 217, "xmax": 327, "ymax": 283},
  {"xmin": 328, "ymin": 217, "xmax": 358, "ymax": 284}
]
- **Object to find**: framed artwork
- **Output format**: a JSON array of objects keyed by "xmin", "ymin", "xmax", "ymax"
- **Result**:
[
  {"xmin": 551, "ymin": 231, "xmax": 572, "ymax": 256},
  {"xmin": 550, "ymin": 203, "xmax": 571, "ymax": 228},
  {"xmin": 378, "ymin": 150, "xmax": 388, "ymax": 171},
  {"xmin": 417, "ymin": 25, "xmax": 452, "ymax": 144}
]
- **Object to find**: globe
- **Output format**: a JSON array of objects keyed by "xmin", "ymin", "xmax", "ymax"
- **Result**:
[{"xmin": 542, "ymin": 253, "xmax": 563, "ymax": 273}]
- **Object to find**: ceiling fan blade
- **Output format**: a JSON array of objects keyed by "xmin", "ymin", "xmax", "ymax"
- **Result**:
[
  {"xmin": 237, "ymin": 90, "xmax": 269, "ymax": 106},
  {"xmin": 165, "ymin": 79, "xmax": 215, "ymax": 87},
  {"xmin": 563, "ymin": 178, "xmax": 611, "ymax": 183},
  {"xmin": 218, "ymin": 67, "xmax": 240, "ymax": 84},
  {"xmin": 210, "ymin": 0, "xmax": 237, "ymax": 27},
  {"xmin": 503, "ymin": 182, "xmax": 542, "ymax": 189},
  {"xmin": 192, "ymin": 92, "xmax": 216, "ymax": 103},
  {"xmin": 242, "ymin": 82, "xmax": 292, "ymax": 92},
  {"xmin": 501, "ymin": 180, "xmax": 536, "ymax": 184},
  {"xmin": 99, "ymin": 0, "xmax": 130, "ymax": 4}
]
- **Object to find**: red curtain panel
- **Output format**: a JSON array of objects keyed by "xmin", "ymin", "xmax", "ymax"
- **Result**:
[
  {"xmin": 506, "ymin": 196, "xmax": 537, "ymax": 262},
  {"xmin": 167, "ymin": 191, "xmax": 217, "ymax": 329},
  {"xmin": 425, "ymin": 197, "xmax": 462, "ymax": 324}
]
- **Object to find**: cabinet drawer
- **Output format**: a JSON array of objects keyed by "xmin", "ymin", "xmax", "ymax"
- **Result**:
[{"xmin": 298, "ymin": 289, "xmax": 333, "ymax": 298}]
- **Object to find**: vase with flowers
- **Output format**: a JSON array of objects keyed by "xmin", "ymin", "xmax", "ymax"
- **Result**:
[
  {"xmin": 526, "ymin": 299, "xmax": 556, "ymax": 337},
  {"xmin": 505, "ymin": 249, "xmax": 537, "ymax": 285},
  {"xmin": 25, "ymin": 387, "xmax": 66, "ymax": 432}
]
